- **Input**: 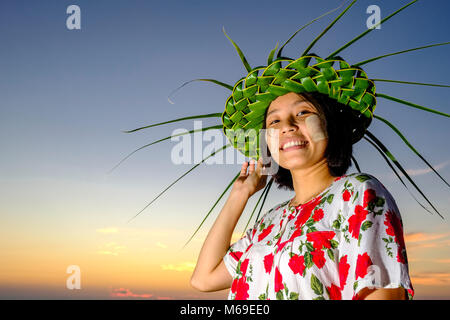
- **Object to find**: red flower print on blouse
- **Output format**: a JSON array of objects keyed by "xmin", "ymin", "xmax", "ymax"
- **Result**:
[
  {"xmin": 348, "ymin": 205, "xmax": 368, "ymax": 239},
  {"xmin": 258, "ymin": 224, "xmax": 274, "ymax": 242},
  {"xmin": 339, "ymin": 255, "xmax": 350, "ymax": 290},
  {"xmin": 342, "ymin": 189, "xmax": 351, "ymax": 201},
  {"xmin": 274, "ymin": 266, "xmax": 284, "ymax": 292},
  {"xmin": 352, "ymin": 292, "xmax": 362, "ymax": 300},
  {"xmin": 306, "ymin": 231, "xmax": 336, "ymax": 250},
  {"xmin": 276, "ymin": 227, "xmax": 302, "ymax": 253},
  {"xmin": 288, "ymin": 254, "xmax": 305, "ymax": 275},
  {"xmin": 384, "ymin": 210, "xmax": 405, "ymax": 246},
  {"xmin": 240, "ymin": 258, "xmax": 249, "ymax": 275},
  {"xmin": 276, "ymin": 239, "xmax": 288, "ymax": 253},
  {"xmin": 312, "ymin": 208, "xmax": 324, "ymax": 222},
  {"xmin": 230, "ymin": 251, "xmax": 243, "ymax": 262},
  {"xmin": 396, "ymin": 246, "xmax": 406, "ymax": 264},
  {"xmin": 263, "ymin": 253, "xmax": 274, "ymax": 274},
  {"xmin": 294, "ymin": 197, "xmax": 322, "ymax": 229},
  {"xmin": 363, "ymin": 189, "xmax": 377, "ymax": 208},
  {"xmin": 231, "ymin": 276, "xmax": 250, "ymax": 300},
  {"xmin": 384, "ymin": 209, "xmax": 406, "ymax": 263},
  {"xmin": 311, "ymin": 250, "xmax": 326, "ymax": 269},
  {"xmin": 355, "ymin": 252, "xmax": 373, "ymax": 280},
  {"xmin": 327, "ymin": 283, "xmax": 342, "ymax": 300}
]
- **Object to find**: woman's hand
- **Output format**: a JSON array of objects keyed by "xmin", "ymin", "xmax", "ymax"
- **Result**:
[{"xmin": 231, "ymin": 158, "xmax": 268, "ymax": 198}]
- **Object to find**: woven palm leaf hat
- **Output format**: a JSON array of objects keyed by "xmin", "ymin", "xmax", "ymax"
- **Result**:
[{"xmin": 116, "ymin": 0, "xmax": 449, "ymax": 246}]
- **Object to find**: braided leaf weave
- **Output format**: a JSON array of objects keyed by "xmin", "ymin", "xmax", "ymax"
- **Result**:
[{"xmin": 221, "ymin": 54, "xmax": 376, "ymax": 159}]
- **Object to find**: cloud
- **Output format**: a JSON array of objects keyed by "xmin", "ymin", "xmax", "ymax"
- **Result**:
[
  {"xmin": 161, "ymin": 261, "xmax": 195, "ymax": 272},
  {"xmin": 405, "ymin": 232, "xmax": 449, "ymax": 243},
  {"xmin": 434, "ymin": 259, "xmax": 450, "ymax": 264},
  {"xmin": 410, "ymin": 272, "xmax": 450, "ymax": 286},
  {"xmin": 97, "ymin": 242, "xmax": 126, "ymax": 256},
  {"xmin": 156, "ymin": 242, "xmax": 168, "ymax": 249},
  {"xmin": 96, "ymin": 227, "xmax": 119, "ymax": 234},
  {"xmin": 405, "ymin": 232, "xmax": 450, "ymax": 249},
  {"xmin": 110, "ymin": 288, "xmax": 153, "ymax": 298},
  {"xmin": 97, "ymin": 251, "xmax": 119, "ymax": 256},
  {"xmin": 387, "ymin": 160, "xmax": 450, "ymax": 180},
  {"xmin": 404, "ymin": 160, "xmax": 450, "ymax": 177}
]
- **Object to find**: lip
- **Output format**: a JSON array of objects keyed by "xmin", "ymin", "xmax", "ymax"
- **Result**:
[
  {"xmin": 281, "ymin": 141, "xmax": 309, "ymax": 152},
  {"xmin": 279, "ymin": 137, "xmax": 309, "ymax": 151}
]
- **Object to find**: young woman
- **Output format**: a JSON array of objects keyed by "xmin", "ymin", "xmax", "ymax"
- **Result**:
[{"xmin": 190, "ymin": 91, "xmax": 414, "ymax": 300}]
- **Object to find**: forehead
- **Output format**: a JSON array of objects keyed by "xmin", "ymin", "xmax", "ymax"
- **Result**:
[{"xmin": 266, "ymin": 93, "xmax": 317, "ymax": 115}]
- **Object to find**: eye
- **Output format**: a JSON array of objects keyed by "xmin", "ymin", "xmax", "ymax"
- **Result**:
[
  {"xmin": 268, "ymin": 110, "xmax": 312, "ymax": 126},
  {"xmin": 268, "ymin": 119, "xmax": 279, "ymax": 126},
  {"xmin": 297, "ymin": 110, "xmax": 311, "ymax": 117}
]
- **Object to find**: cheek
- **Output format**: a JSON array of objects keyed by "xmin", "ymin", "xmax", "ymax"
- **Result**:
[
  {"xmin": 305, "ymin": 114, "xmax": 327, "ymax": 142},
  {"xmin": 265, "ymin": 128, "xmax": 278, "ymax": 151}
]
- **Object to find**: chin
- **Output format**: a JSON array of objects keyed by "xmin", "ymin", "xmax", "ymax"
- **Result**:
[
  {"xmin": 278, "ymin": 156, "xmax": 311, "ymax": 171},
  {"xmin": 277, "ymin": 150, "xmax": 327, "ymax": 171}
]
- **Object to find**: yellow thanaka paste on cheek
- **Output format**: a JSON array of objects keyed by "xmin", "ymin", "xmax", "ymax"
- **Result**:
[{"xmin": 305, "ymin": 114, "xmax": 327, "ymax": 142}]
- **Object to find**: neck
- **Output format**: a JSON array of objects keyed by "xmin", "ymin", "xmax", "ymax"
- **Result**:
[{"xmin": 289, "ymin": 158, "xmax": 335, "ymax": 206}]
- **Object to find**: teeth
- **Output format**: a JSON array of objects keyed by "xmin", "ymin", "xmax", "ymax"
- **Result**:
[{"xmin": 282, "ymin": 140, "xmax": 307, "ymax": 150}]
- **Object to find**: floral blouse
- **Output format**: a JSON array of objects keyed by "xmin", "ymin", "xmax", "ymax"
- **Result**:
[{"xmin": 223, "ymin": 172, "xmax": 414, "ymax": 300}]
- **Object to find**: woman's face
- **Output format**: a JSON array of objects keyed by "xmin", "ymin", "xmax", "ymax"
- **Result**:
[{"xmin": 264, "ymin": 92, "xmax": 328, "ymax": 171}]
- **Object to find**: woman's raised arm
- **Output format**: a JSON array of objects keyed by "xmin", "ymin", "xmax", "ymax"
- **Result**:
[{"xmin": 190, "ymin": 158, "xmax": 267, "ymax": 292}]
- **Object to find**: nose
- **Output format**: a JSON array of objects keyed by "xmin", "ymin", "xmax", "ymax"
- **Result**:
[{"xmin": 280, "ymin": 118, "xmax": 299, "ymax": 134}]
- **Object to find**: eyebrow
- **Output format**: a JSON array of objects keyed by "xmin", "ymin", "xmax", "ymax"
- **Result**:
[{"xmin": 266, "ymin": 99, "xmax": 311, "ymax": 118}]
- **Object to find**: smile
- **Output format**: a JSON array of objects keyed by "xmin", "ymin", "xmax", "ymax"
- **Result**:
[{"xmin": 280, "ymin": 140, "xmax": 309, "ymax": 151}]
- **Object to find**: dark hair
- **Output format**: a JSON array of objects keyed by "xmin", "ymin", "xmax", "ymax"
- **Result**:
[{"xmin": 262, "ymin": 92, "xmax": 355, "ymax": 191}]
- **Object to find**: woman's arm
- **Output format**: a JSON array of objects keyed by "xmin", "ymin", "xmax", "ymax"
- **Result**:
[
  {"xmin": 190, "ymin": 158, "xmax": 267, "ymax": 292},
  {"xmin": 360, "ymin": 287, "xmax": 407, "ymax": 300},
  {"xmin": 190, "ymin": 189, "xmax": 250, "ymax": 292}
]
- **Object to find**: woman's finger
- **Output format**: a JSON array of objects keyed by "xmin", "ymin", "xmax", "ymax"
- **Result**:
[
  {"xmin": 248, "ymin": 159, "xmax": 256, "ymax": 175},
  {"xmin": 256, "ymin": 157, "xmax": 264, "ymax": 175},
  {"xmin": 240, "ymin": 161, "xmax": 249, "ymax": 176}
]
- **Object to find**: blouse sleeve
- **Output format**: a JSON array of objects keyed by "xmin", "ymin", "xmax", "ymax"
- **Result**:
[
  {"xmin": 223, "ymin": 220, "xmax": 259, "ymax": 278},
  {"xmin": 337, "ymin": 174, "xmax": 415, "ymax": 300}
]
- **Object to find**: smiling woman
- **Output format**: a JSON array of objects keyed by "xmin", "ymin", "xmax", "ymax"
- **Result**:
[
  {"xmin": 190, "ymin": 89, "xmax": 415, "ymax": 300},
  {"xmin": 187, "ymin": 0, "xmax": 446, "ymax": 300}
]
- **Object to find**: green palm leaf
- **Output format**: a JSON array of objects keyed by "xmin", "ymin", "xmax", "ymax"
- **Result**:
[
  {"xmin": 168, "ymin": 78, "xmax": 233, "ymax": 104},
  {"xmin": 241, "ymin": 177, "xmax": 274, "ymax": 238},
  {"xmin": 376, "ymin": 93, "xmax": 450, "ymax": 117},
  {"xmin": 364, "ymin": 135, "xmax": 435, "ymax": 215},
  {"xmin": 327, "ymin": 0, "xmax": 418, "ymax": 59},
  {"xmin": 365, "ymin": 130, "xmax": 443, "ymax": 219},
  {"xmin": 302, "ymin": 0, "xmax": 357, "ymax": 56},
  {"xmin": 122, "ymin": 113, "xmax": 222, "ymax": 133},
  {"xmin": 223, "ymin": 27, "xmax": 252, "ymax": 73},
  {"xmin": 374, "ymin": 114, "xmax": 449, "ymax": 187},
  {"xmin": 254, "ymin": 177, "xmax": 274, "ymax": 226},
  {"xmin": 183, "ymin": 169, "xmax": 242, "ymax": 248},
  {"xmin": 128, "ymin": 144, "xmax": 232, "ymax": 223},
  {"xmin": 275, "ymin": 0, "xmax": 347, "ymax": 58},
  {"xmin": 353, "ymin": 42, "xmax": 450, "ymax": 66},
  {"xmin": 373, "ymin": 79, "xmax": 450, "ymax": 88},
  {"xmin": 351, "ymin": 155, "xmax": 362, "ymax": 173},
  {"xmin": 267, "ymin": 42, "xmax": 279, "ymax": 65},
  {"xmin": 109, "ymin": 125, "xmax": 223, "ymax": 173}
]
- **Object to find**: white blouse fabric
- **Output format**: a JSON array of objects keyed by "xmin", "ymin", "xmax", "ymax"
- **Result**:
[{"xmin": 223, "ymin": 172, "xmax": 414, "ymax": 300}]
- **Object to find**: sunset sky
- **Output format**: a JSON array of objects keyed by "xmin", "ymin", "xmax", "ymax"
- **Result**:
[{"xmin": 0, "ymin": 0, "xmax": 449, "ymax": 299}]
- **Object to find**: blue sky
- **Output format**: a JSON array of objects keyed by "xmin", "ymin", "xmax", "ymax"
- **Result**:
[{"xmin": 0, "ymin": 0, "xmax": 449, "ymax": 299}]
